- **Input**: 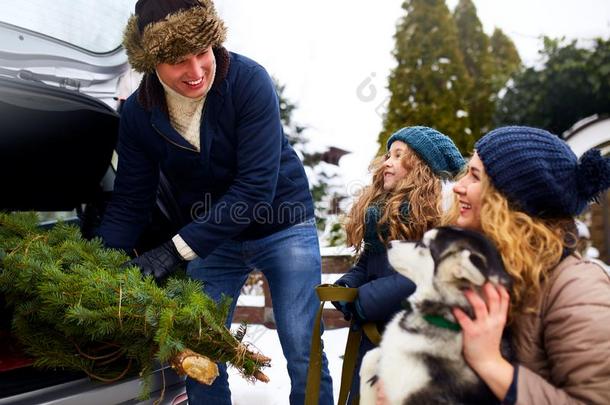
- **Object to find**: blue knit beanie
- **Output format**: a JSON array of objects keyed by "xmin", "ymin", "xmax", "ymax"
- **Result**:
[
  {"xmin": 475, "ymin": 126, "xmax": 610, "ymax": 218},
  {"xmin": 386, "ymin": 126, "xmax": 465, "ymax": 177}
]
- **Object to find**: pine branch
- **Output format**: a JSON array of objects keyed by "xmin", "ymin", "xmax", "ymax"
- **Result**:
[{"xmin": 0, "ymin": 212, "xmax": 270, "ymax": 395}]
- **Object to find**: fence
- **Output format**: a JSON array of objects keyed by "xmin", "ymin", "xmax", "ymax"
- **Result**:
[{"xmin": 233, "ymin": 254, "xmax": 353, "ymax": 329}]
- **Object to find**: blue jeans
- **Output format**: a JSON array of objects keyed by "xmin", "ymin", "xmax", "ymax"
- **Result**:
[{"xmin": 185, "ymin": 218, "xmax": 334, "ymax": 405}]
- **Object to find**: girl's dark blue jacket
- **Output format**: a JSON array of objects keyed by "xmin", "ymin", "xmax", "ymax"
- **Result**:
[
  {"xmin": 99, "ymin": 52, "xmax": 314, "ymax": 259},
  {"xmin": 336, "ymin": 248, "xmax": 416, "ymax": 323},
  {"xmin": 335, "ymin": 245, "xmax": 417, "ymax": 403}
]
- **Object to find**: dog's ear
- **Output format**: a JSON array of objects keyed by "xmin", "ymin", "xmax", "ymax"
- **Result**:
[
  {"xmin": 488, "ymin": 269, "xmax": 512, "ymax": 289},
  {"xmin": 454, "ymin": 249, "xmax": 486, "ymax": 286}
]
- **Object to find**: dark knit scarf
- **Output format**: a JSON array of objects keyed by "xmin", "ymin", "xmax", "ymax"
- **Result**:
[{"xmin": 363, "ymin": 201, "xmax": 410, "ymax": 253}]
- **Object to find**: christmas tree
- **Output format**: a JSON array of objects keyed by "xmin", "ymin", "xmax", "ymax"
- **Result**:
[{"xmin": 0, "ymin": 212, "xmax": 269, "ymax": 396}]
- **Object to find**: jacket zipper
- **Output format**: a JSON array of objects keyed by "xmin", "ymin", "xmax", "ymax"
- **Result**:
[
  {"xmin": 152, "ymin": 102, "xmax": 207, "ymax": 153},
  {"xmin": 152, "ymin": 123, "xmax": 199, "ymax": 153}
]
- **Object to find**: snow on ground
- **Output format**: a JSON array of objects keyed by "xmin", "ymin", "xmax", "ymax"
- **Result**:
[{"xmin": 228, "ymin": 324, "xmax": 349, "ymax": 404}]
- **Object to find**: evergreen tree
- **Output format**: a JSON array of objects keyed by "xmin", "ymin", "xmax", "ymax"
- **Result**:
[
  {"xmin": 489, "ymin": 28, "xmax": 522, "ymax": 93},
  {"xmin": 379, "ymin": 0, "xmax": 472, "ymax": 154},
  {"xmin": 454, "ymin": 0, "xmax": 495, "ymax": 139},
  {"xmin": 276, "ymin": 80, "xmax": 307, "ymax": 152},
  {"xmin": 494, "ymin": 37, "xmax": 610, "ymax": 135},
  {"xmin": 589, "ymin": 38, "xmax": 610, "ymax": 111},
  {"xmin": 0, "ymin": 213, "xmax": 269, "ymax": 396},
  {"xmin": 275, "ymin": 80, "xmax": 347, "ymax": 246}
]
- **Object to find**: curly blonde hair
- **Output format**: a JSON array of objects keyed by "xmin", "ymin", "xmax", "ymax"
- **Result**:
[
  {"xmin": 345, "ymin": 149, "xmax": 444, "ymax": 252},
  {"xmin": 443, "ymin": 174, "xmax": 576, "ymax": 318}
]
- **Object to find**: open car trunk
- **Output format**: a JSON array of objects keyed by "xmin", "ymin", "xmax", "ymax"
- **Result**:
[
  {"xmin": 0, "ymin": 77, "xmax": 185, "ymax": 404},
  {"xmin": 0, "ymin": 76, "xmax": 118, "ymax": 212}
]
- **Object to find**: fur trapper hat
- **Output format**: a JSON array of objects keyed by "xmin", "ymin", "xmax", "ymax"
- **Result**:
[{"xmin": 123, "ymin": 0, "xmax": 227, "ymax": 73}]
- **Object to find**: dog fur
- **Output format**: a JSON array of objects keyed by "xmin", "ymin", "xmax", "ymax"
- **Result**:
[{"xmin": 359, "ymin": 227, "xmax": 513, "ymax": 405}]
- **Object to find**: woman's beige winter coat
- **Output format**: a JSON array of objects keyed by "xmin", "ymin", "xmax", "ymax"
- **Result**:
[{"xmin": 512, "ymin": 254, "xmax": 610, "ymax": 404}]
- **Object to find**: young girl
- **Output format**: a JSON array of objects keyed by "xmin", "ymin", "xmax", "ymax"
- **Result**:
[
  {"xmin": 377, "ymin": 126, "xmax": 610, "ymax": 404},
  {"xmin": 334, "ymin": 126, "xmax": 464, "ymax": 402}
]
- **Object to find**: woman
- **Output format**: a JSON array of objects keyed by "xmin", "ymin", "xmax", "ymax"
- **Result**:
[
  {"xmin": 376, "ymin": 126, "xmax": 610, "ymax": 404},
  {"xmin": 335, "ymin": 126, "xmax": 464, "ymax": 402}
]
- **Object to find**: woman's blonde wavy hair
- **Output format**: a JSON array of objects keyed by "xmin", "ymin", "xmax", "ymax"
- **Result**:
[
  {"xmin": 345, "ymin": 149, "xmax": 444, "ymax": 252},
  {"xmin": 443, "ymin": 172, "xmax": 576, "ymax": 318}
]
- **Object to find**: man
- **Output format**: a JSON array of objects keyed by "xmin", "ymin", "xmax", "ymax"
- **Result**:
[{"xmin": 99, "ymin": 0, "xmax": 333, "ymax": 403}]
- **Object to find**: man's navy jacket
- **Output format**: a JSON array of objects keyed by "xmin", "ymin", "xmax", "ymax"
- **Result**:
[{"xmin": 99, "ymin": 52, "xmax": 314, "ymax": 259}]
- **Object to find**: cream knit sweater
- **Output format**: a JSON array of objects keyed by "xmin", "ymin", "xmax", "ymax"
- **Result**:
[
  {"xmin": 157, "ymin": 71, "xmax": 215, "ymax": 260},
  {"xmin": 158, "ymin": 77, "xmax": 205, "ymax": 151}
]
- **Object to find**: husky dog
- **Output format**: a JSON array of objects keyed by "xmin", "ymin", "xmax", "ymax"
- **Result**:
[{"xmin": 360, "ymin": 226, "xmax": 512, "ymax": 405}]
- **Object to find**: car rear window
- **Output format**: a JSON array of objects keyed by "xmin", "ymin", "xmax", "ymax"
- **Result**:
[{"xmin": 1, "ymin": 0, "xmax": 137, "ymax": 53}]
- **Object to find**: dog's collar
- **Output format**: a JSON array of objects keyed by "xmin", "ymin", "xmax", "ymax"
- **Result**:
[{"xmin": 423, "ymin": 315, "xmax": 461, "ymax": 332}]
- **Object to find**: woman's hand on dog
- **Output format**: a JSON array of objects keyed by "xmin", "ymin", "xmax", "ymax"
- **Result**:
[
  {"xmin": 453, "ymin": 282, "xmax": 509, "ymax": 367},
  {"xmin": 452, "ymin": 282, "xmax": 514, "ymax": 400}
]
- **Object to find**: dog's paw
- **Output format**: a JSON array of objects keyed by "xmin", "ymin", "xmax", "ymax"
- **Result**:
[{"xmin": 360, "ymin": 349, "xmax": 382, "ymax": 404}]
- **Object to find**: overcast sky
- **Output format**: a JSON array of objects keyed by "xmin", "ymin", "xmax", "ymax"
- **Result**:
[{"xmin": 215, "ymin": 0, "xmax": 610, "ymax": 189}]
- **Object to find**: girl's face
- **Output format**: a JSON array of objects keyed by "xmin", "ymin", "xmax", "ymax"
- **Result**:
[
  {"xmin": 453, "ymin": 152, "xmax": 484, "ymax": 231},
  {"xmin": 383, "ymin": 140, "xmax": 412, "ymax": 191}
]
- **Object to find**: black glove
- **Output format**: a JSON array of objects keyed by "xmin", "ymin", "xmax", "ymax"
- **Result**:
[
  {"xmin": 332, "ymin": 300, "xmax": 353, "ymax": 322},
  {"xmin": 122, "ymin": 240, "xmax": 185, "ymax": 283},
  {"xmin": 331, "ymin": 281, "xmax": 353, "ymax": 321}
]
